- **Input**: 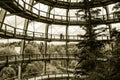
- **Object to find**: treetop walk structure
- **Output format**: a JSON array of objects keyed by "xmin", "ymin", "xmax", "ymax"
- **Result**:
[
  {"xmin": 0, "ymin": 0, "xmax": 120, "ymax": 25},
  {"xmin": 35, "ymin": 0, "xmax": 119, "ymax": 9},
  {"xmin": 7, "ymin": 73, "xmax": 87, "ymax": 80},
  {"xmin": 28, "ymin": 73, "xmax": 87, "ymax": 80},
  {"xmin": 0, "ymin": 22, "xmax": 110, "ymax": 41},
  {"xmin": 0, "ymin": 52, "xmax": 107, "ymax": 66},
  {"xmin": 0, "ymin": 53, "xmax": 79, "ymax": 65},
  {"xmin": 0, "ymin": 0, "xmax": 120, "ymax": 80}
]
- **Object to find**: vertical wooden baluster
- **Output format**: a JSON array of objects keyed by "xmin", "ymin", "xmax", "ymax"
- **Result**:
[
  {"xmin": 5, "ymin": 25, "xmax": 7, "ymax": 36},
  {"xmin": 29, "ymin": 54, "xmax": 31, "ymax": 63},
  {"xmin": 14, "ymin": 28, "xmax": 16, "ymax": 37},
  {"xmin": 6, "ymin": 55, "xmax": 8, "ymax": 67},
  {"xmin": 33, "ymin": 32, "xmax": 34, "ymax": 40}
]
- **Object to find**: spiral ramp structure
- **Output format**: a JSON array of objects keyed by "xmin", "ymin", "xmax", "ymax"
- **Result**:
[{"xmin": 0, "ymin": 0, "xmax": 119, "ymax": 80}]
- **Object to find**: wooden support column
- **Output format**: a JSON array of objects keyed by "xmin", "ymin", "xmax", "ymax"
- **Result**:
[
  {"xmin": 44, "ymin": 24, "xmax": 49, "ymax": 75},
  {"xmin": 44, "ymin": 6, "xmax": 53, "ymax": 75},
  {"xmin": 66, "ymin": 25, "xmax": 69, "ymax": 55},
  {"xmin": 66, "ymin": 9, "xmax": 69, "ymax": 55},
  {"xmin": 20, "ymin": 0, "xmax": 34, "ymax": 59},
  {"xmin": 104, "ymin": 6, "xmax": 113, "ymax": 50},
  {"xmin": 18, "ymin": 0, "xmax": 34, "ymax": 80},
  {"xmin": 0, "ymin": 9, "xmax": 7, "ymax": 28},
  {"xmin": 104, "ymin": 6, "xmax": 112, "ymax": 39},
  {"xmin": 66, "ymin": 7, "xmax": 69, "ymax": 80}
]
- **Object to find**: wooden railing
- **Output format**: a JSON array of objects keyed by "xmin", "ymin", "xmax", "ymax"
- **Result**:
[
  {"xmin": 0, "ymin": 22, "xmax": 110, "ymax": 41},
  {"xmin": 0, "ymin": 53, "xmax": 79, "ymax": 65},
  {"xmin": 13, "ymin": 0, "xmax": 120, "ymax": 23}
]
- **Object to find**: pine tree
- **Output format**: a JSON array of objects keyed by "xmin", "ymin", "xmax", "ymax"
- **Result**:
[{"xmin": 74, "ymin": 0, "xmax": 108, "ymax": 79}]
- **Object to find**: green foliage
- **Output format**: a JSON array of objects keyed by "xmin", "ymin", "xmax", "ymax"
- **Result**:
[
  {"xmin": 107, "ymin": 29, "xmax": 120, "ymax": 79},
  {"xmin": 46, "ymin": 63, "xmax": 61, "ymax": 74},
  {"xmin": 112, "ymin": 2, "xmax": 120, "ymax": 11},
  {"xmin": 38, "ymin": 42, "xmax": 44, "ymax": 54},
  {"xmin": 0, "ymin": 47, "xmax": 16, "ymax": 55},
  {"xmin": 112, "ymin": 2, "xmax": 120, "ymax": 19},
  {"xmin": 0, "ymin": 47, "xmax": 16, "ymax": 61},
  {"xmin": 33, "ymin": 62, "xmax": 43, "ymax": 74},
  {"xmin": 24, "ymin": 43, "xmax": 40, "ymax": 57},
  {"xmin": 24, "ymin": 63, "xmax": 40, "ymax": 77},
  {"xmin": 0, "ymin": 66, "xmax": 16, "ymax": 80},
  {"xmin": 25, "ymin": 44, "xmax": 36, "ymax": 54},
  {"xmin": 0, "ymin": 46, "xmax": 16, "ymax": 79},
  {"xmin": 69, "ymin": 60, "xmax": 78, "ymax": 68},
  {"xmin": 74, "ymin": 5, "xmax": 108, "ymax": 80},
  {"xmin": 81, "ymin": 29, "xmax": 120, "ymax": 80}
]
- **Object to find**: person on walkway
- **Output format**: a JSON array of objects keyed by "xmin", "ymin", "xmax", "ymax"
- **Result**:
[{"xmin": 60, "ymin": 33, "xmax": 63, "ymax": 39}]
